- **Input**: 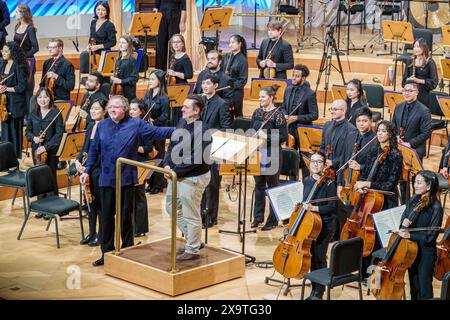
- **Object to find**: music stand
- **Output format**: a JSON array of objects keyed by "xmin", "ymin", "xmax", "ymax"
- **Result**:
[
  {"xmin": 129, "ymin": 12, "xmax": 162, "ymax": 79},
  {"xmin": 297, "ymin": 124, "xmax": 323, "ymax": 154},
  {"xmin": 137, "ymin": 159, "xmax": 161, "ymax": 185},
  {"xmin": 381, "ymin": 20, "xmax": 414, "ymax": 90},
  {"xmin": 440, "ymin": 58, "xmax": 450, "ymax": 94},
  {"xmin": 200, "ymin": 6, "xmax": 234, "ymax": 50},
  {"xmin": 55, "ymin": 100, "xmax": 74, "ymax": 123},
  {"xmin": 398, "ymin": 143, "xmax": 424, "ymax": 202},
  {"xmin": 384, "ymin": 90, "xmax": 404, "ymax": 118},
  {"xmin": 250, "ymin": 78, "xmax": 290, "ymax": 104},
  {"xmin": 437, "ymin": 96, "xmax": 450, "ymax": 123},
  {"xmin": 443, "ymin": 25, "xmax": 450, "ymax": 50},
  {"xmin": 331, "ymin": 84, "xmax": 347, "ymax": 101},
  {"xmin": 167, "ymin": 83, "xmax": 194, "ymax": 126},
  {"xmin": 211, "ymin": 130, "xmax": 262, "ymax": 264}
]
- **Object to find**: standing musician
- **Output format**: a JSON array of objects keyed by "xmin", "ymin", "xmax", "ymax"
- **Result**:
[
  {"xmin": 193, "ymin": 50, "xmax": 233, "ymax": 106},
  {"xmin": 320, "ymin": 99, "xmax": 358, "ymax": 186},
  {"xmin": 167, "ymin": 34, "xmax": 193, "ymax": 85},
  {"xmin": 401, "ymin": 38, "xmax": 438, "ymax": 107},
  {"xmin": 345, "ymin": 79, "xmax": 369, "ymax": 126},
  {"xmin": 40, "ymin": 39, "xmax": 75, "ymax": 101},
  {"xmin": 13, "ymin": 4, "xmax": 38, "ymax": 118},
  {"xmin": 199, "ymin": 73, "xmax": 233, "ymax": 228},
  {"xmin": 143, "ymin": 69, "xmax": 170, "ymax": 195},
  {"xmin": 163, "ymin": 95, "xmax": 211, "ymax": 262},
  {"xmin": 0, "ymin": 0, "xmax": 10, "ymax": 50},
  {"xmin": 25, "ymin": 88, "xmax": 64, "ymax": 207},
  {"xmin": 79, "ymin": 96, "xmax": 174, "ymax": 267},
  {"xmin": 302, "ymin": 151, "xmax": 337, "ymax": 300},
  {"xmin": 398, "ymin": 170, "xmax": 443, "ymax": 300},
  {"xmin": 0, "ymin": 41, "xmax": 28, "ymax": 159},
  {"xmin": 74, "ymin": 72, "xmax": 108, "ymax": 131},
  {"xmin": 250, "ymin": 85, "xmax": 288, "ymax": 231},
  {"xmin": 154, "ymin": 0, "xmax": 186, "ymax": 72},
  {"xmin": 221, "ymin": 35, "xmax": 248, "ymax": 117},
  {"xmin": 281, "ymin": 64, "xmax": 318, "ymax": 178},
  {"xmin": 256, "ymin": 21, "xmax": 294, "ymax": 80},
  {"xmin": 129, "ymin": 99, "xmax": 154, "ymax": 238},
  {"xmin": 110, "ymin": 35, "xmax": 138, "ymax": 102},
  {"xmin": 75, "ymin": 99, "xmax": 107, "ymax": 247}
]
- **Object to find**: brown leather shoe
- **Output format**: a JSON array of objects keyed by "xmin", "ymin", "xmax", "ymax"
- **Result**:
[{"xmin": 176, "ymin": 252, "xmax": 200, "ymax": 262}]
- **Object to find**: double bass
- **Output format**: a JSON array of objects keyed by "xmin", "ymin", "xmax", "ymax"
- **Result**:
[
  {"xmin": 341, "ymin": 146, "xmax": 390, "ymax": 257},
  {"xmin": 340, "ymin": 141, "xmax": 361, "ymax": 206},
  {"xmin": 434, "ymin": 215, "xmax": 450, "ymax": 281},
  {"xmin": 272, "ymin": 173, "xmax": 327, "ymax": 279},
  {"xmin": 369, "ymin": 195, "xmax": 429, "ymax": 300}
]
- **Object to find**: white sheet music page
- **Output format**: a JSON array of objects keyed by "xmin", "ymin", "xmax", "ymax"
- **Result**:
[
  {"xmin": 266, "ymin": 181, "xmax": 304, "ymax": 221},
  {"xmin": 372, "ymin": 205, "xmax": 405, "ymax": 248}
]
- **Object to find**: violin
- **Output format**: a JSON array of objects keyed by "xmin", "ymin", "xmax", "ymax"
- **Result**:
[
  {"xmin": 168, "ymin": 55, "xmax": 177, "ymax": 85},
  {"xmin": 369, "ymin": 194, "xmax": 428, "ymax": 300},
  {"xmin": 262, "ymin": 22, "xmax": 289, "ymax": 79},
  {"xmin": 272, "ymin": 174, "xmax": 326, "ymax": 279},
  {"xmin": 111, "ymin": 57, "xmax": 122, "ymax": 96},
  {"xmin": 341, "ymin": 145, "xmax": 390, "ymax": 257},
  {"xmin": 434, "ymin": 215, "xmax": 450, "ymax": 281},
  {"xmin": 34, "ymin": 108, "xmax": 63, "ymax": 166},
  {"xmin": 81, "ymin": 152, "xmax": 92, "ymax": 204},
  {"xmin": 0, "ymin": 73, "xmax": 15, "ymax": 122},
  {"xmin": 88, "ymin": 38, "xmax": 99, "ymax": 73},
  {"xmin": 41, "ymin": 58, "xmax": 59, "ymax": 99},
  {"xmin": 325, "ymin": 144, "xmax": 336, "ymax": 181},
  {"xmin": 72, "ymin": 95, "xmax": 91, "ymax": 132},
  {"xmin": 340, "ymin": 142, "xmax": 361, "ymax": 206}
]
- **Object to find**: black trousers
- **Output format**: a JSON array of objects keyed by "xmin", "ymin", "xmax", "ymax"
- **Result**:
[
  {"xmin": 232, "ymin": 89, "xmax": 244, "ymax": 118},
  {"xmin": 134, "ymin": 184, "xmax": 149, "ymax": 234},
  {"xmin": 156, "ymin": 9, "xmax": 181, "ymax": 71},
  {"xmin": 201, "ymin": 163, "xmax": 221, "ymax": 221},
  {"xmin": 1, "ymin": 117, "xmax": 23, "ymax": 159},
  {"xmin": 310, "ymin": 216, "xmax": 337, "ymax": 297},
  {"xmin": 87, "ymin": 172, "xmax": 102, "ymax": 239},
  {"xmin": 408, "ymin": 248, "xmax": 436, "ymax": 300},
  {"xmin": 100, "ymin": 185, "xmax": 134, "ymax": 254},
  {"xmin": 253, "ymin": 173, "xmax": 280, "ymax": 226},
  {"xmin": 148, "ymin": 139, "xmax": 167, "ymax": 190},
  {"xmin": 25, "ymin": 58, "xmax": 36, "ymax": 119}
]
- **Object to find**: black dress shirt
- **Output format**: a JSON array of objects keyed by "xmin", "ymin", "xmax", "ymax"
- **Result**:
[
  {"xmin": 13, "ymin": 25, "xmax": 39, "ymax": 58},
  {"xmin": 303, "ymin": 176, "xmax": 337, "ymax": 218},
  {"xmin": 89, "ymin": 19, "xmax": 117, "ymax": 54}
]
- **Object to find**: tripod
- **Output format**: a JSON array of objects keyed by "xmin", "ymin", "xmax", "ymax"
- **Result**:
[
  {"xmin": 300, "ymin": 0, "xmax": 330, "ymax": 49},
  {"xmin": 316, "ymin": 26, "xmax": 346, "ymax": 117}
]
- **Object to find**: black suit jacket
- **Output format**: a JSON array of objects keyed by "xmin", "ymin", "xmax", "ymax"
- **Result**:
[
  {"xmin": 114, "ymin": 55, "xmax": 138, "ymax": 102},
  {"xmin": 90, "ymin": 19, "xmax": 117, "ymax": 53},
  {"xmin": 80, "ymin": 90, "xmax": 108, "ymax": 124},
  {"xmin": 194, "ymin": 69, "xmax": 234, "ymax": 105},
  {"xmin": 256, "ymin": 38, "xmax": 294, "ymax": 79},
  {"xmin": 143, "ymin": 94, "xmax": 170, "ymax": 127},
  {"xmin": 392, "ymin": 100, "xmax": 432, "ymax": 159},
  {"xmin": 0, "ymin": 60, "xmax": 27, "ymax": 118},
  {"xmin": 221, "ymin": 52, "xmax": 248, "ymax": 91},
  {"xmin": 26, "ymin": 108, "xmax": 64, "ymax": 153},
  {"xmin": 282, "ymin": 83, "xmax": 318, "ymax": 132},
  {"xmin": 41, "ymin": 55, "xmax": 75, "ymax": 101},
  {"xmin": 202, "ymin": 94, "xmax": 233, "ymax": 130},
  {"xmin": 0, "ymin": 1, "xmax": 9, "ymax": 42}
]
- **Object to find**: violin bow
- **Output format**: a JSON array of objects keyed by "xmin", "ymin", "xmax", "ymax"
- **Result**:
[
  {"xmin": 335, "ymin": 135, "xmax": 378, "ymax": 174},
  {"xmin": 39, "ymin": 108, "xmax": 63, "ymax": 139}
]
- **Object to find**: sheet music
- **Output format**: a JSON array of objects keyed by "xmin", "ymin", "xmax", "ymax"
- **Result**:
[
  {"xmin": 266, "ymin": 181, "xmax": 303, "ymax": 221},
  {"xmin": 372, "ymin": 205, "xmax": 405, "ymax": 248},
  {"xmin": 210, "ymin": 136, "xmax": 246, "ymax": 162}
]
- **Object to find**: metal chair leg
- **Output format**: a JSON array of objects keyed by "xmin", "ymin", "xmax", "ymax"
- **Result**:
[
  {"xmin": 54, "ymin": 216, "xmax": 60, "ymax": 248},
  {"xmin": 11, "ymin": 188, "xmax": 18, "ymax": 206},
  {"xmin": 301, "ymin": 278, "xmax": 306, "ymax": 300},
  {"xmin": 46, "ymin": 216, "xmax": 53, "ymax": 231},
  {"xmin": 327, "ymin": 286, "xmax": 331, "ymax": 300},
  {"xmin": 20, "ymin": 188, "xmax": 27, "ymax": 218},
  {"xmin": 17, "ymin": 208, "xmax": 31, "ymax": 240},
  {"xmin": 78, "ymin": 206, "xmax": 85, "ymax": 239},
  {"xmin": 358, "ymin": 281, "xmax": 363, "ymax": 300}
]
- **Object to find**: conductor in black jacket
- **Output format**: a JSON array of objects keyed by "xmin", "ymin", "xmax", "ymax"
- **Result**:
[
  {"xmin": 0, "ymin": 0, "xmax": 10, "ymax": 49},
  {"xmin": 282, "ymin": 64, "xmax": 318, "ymax": 178},
  {"xmin": 194, "ymin": 50, "xmax": 233, "ymax": 106},
  {"xmin": 40, "ymin": 39, "xmax": 75, "ymax": 101},
  {"xmin": 256, "ymin": 20, "xmax": 294, "ymax": 79},
  {"xmin": 199, "ymin": 74, "xmax": 233, "ymax": 227}
]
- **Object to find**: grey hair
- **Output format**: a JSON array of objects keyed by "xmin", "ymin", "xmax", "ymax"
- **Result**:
[{"xmin": 108, "ymin": 95, "xmax": 130, "ymax": 112}]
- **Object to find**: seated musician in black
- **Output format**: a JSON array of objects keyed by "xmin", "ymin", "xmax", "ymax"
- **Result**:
[
  {"xmin": 75, "ymin": 99, "xmax": 107, "ymax": 246},
  {"xmin": 85, "ymin": 1, "xmax": 116, "ymax": 56},
  {"xmin": 282, "ymin": 64, "xmax": 318, "ymax": 178},
  {"xmin": 40, "ymin": 38, "xmax": 75, "ymax": 101},
  {"xmin": 345, "ymin": 79, "xmax": 368, "ymax": 126},
  {"xmin": 398, "ymin": 170, "xmax": 443, "ymax": 300},
  {"xmin": 256, "ymin": 20, "xmax": 294, "ymax": 79},
  {"xmin": 193, "ymin": 49, "xmax": 233, "ymax": 106},
  {"xmin": 302, "ymin": 151, "xmax": 337, "ymax": 300}
]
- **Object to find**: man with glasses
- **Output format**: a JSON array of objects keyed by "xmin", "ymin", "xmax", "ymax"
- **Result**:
[{"xmin": 320, "ymin": 99, "xmax": 358, "ymax": 187}]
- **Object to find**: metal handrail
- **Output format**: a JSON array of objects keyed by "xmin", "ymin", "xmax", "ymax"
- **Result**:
[{"xmin": 115, "ymin": 157, "xmax": 178, "ymax": 272}]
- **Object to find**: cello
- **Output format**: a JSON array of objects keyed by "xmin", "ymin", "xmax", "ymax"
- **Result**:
[
  {"xmin": 340, "ymin": 141, "xmax": 361, "ymax": 206},
  {"xmin": 434, "ymin": 215, "xmax": 450, "ymax": 281},
  {"xmin": 369, "ymin": 195, "xmax": 429, "ymax": 300},
  {"xmin": 340, "ymin": 146, "xmax": 390, "ymax": 257},
  {"xmin": 272, "ymin": 173, "xmax": 327, "ymax": 279}
]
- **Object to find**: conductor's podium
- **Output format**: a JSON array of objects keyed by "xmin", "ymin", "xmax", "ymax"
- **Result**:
[{"xmin": 104, "ymin": 237, "xmax": 245, "ymax": 296}]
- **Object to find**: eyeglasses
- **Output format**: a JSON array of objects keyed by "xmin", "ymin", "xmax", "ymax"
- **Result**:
[
  {"xmin": 328, "ymin": 107, "xmax": 344, "ymax": 111},
  {"xmin": 172, "ymin": 40, "xmax": 182, "ymax": 44},
  {"xmin": 47, "ymin": 46, "xmax": 58, "ymax": 49},
  {"xmin": 310, "ymin": 160, "xmax": 324, "ymax": 165}
]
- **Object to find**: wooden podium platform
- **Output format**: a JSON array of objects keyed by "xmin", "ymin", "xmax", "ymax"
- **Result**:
[{"xmin": 104, "ymin": 237, "xmax": 245, "ymax": 296}]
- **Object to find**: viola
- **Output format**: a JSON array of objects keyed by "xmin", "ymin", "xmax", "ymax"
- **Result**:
[
  {"xmin": 340, "ymin": 142, "xmax": 361, "ymax": 206},
  {"xmin": 263, "ymin": 51, "xmax": 276, "ymax": 79},
  {"xmin": 81, "ymin": 152, "xmax": 92, "ymax": 204},
  {"xmin": 369, "ymin": 195, "xmax": 428, "ymax": 300},
  {"xmin": 272, "ymin": 174, "xmax": 326, "ymax": 279},
  {"xmin": 341, "ymin": 145, "xmax": 390, "ymax": 257},
  {"xmin": 0, "ymin": 73, "xmax": 15, "ymax": 122},
  {"xmin": 34, "ymin": 108, "xmax": 63, "ymax": 166},
  {"xmin": 41, "ymin": 58, "xmax": 59, "ymax": 99},
  {"xmin": 111, "ymin": 57, "xmax": 123, "ymax": 96},
  {"xmin": 434, "ymin": 215, "xmax": 450, "ymax": 281},
  {"xmin": 88, "ymin": 38, "xmax": 99, "ymax": 73},
  {"xmin": 72, "ymin": 95, "xmax": 91, "ymax": 132},
  {"xmin": 168, "ymin": 55, "xmax": 177, "ymax": 85},
  {"xmin": 325, "ymin": 144, "xmax": 336, "ymax": 181}
]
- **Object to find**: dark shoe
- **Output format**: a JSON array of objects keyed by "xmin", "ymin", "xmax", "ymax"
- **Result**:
[
  {"xmin": 134, "ymin": 233, "xmax": 146, "ymax": 237},
  {"xmin": 261, "ymin": 223, "xmax": 277, "ymax": 231},
  {"xmin": 35, "ymin": 213, "xmax": 44, "ymax": 219},
  {"xmin": 305, "ymin": 294, "xmax": 322, "ymax": 300},
  {"xmin": 92, "ymin": 257, "xmax": 104, "ymax": 267},
  {"xmin": 203, "ymin": 217, "xmax": 217, "ymax": 228},
  {"xmin": 43, "ymin": 215, "xmax": 51, "ymax": 221},
  {"xmin": 176, "ymin": 242, "xmax": 205, "ymax": 255},
  {"xmin": 88, "ymin": 236, "xmax": 100, "ymax": 247},
  {"xmin": 57, "ymin": 161, "xmax": 67, "ymax": 170},
  {"xmin": 176, "ymin": 252, "xmax": 200, "ymax": 262},
  {"xmin": 149, "ymin": 188, "xmax": 162, "ymax": 195},
  {"xmin": 251, "ymin": 221, "xmax": 263, "ymax": 228},
  {"xmin": 80, "ymin": 234, "xmax": 94, "ymax": 245}
]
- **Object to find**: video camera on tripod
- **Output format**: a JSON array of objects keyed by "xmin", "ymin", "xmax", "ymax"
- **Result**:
[{"xmin": 325, "ymin": 25, "xmax": 337, "ymax": 48}]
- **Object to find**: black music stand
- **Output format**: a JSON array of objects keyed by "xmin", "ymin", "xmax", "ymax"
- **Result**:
[{"xmin": 167, "ymin": 84, "xmax": 194, "ymax": 126}]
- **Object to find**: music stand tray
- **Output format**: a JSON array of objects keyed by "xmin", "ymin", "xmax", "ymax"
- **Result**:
[
  {"xmin": 54, "ymin": 100, "xmax": 74, "ymax": 123},
  {"xmin": 56, "ymin": 131, "xmax": 86, "ymax": 161},
  {"xmin": 250, "ymin": 78, "xmax": 290, "ymax": 104},
  {"xmin": 442, "ymin": 25, "xmax": 450, "ymax": 49},
  {"xmin": 331, "ymin": 84, "xmax": 347, "ymax": 101},
  {"xmin": 384, "ymin": 90, "xmax": 404, "ymax": 115},
  {"xmin": 201, "ymin": 6, "xmax": 234, "ymax": 31},
  {"xmin": 167, "ymin": 84, "xmax": 195, "ymax": 108},
  {"xmin": 129, "ymin": 12, "xmax": 162, "ymax": 36},
  {"xmin": 437, "ymin": 96, "xmax": 450, "ymax": 121},
  {"xmin": 98, "ymin": 50, "xmax": 142, "ymax": 76},
  {"xmin": 297, "ymin": 124, "xmax": 323, "ymax": 154}
]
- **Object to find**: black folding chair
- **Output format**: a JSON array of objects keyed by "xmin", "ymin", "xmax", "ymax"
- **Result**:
[{"xmin": 441, "ymin": 271, "xmax": 450, "ymax": 300}]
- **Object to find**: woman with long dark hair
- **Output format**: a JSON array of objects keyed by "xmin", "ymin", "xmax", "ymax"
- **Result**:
[
  {"xmin": 398, "ymin": 170, "xmax": 443, "ymax": 299},
  {"xmin": 401, "ymin": 38, "xmax": 438, "ymax": 106},
  {"xmin": 143, "ymin": 69, "xmax": 170, "ymax": 194},
  {"xmin": 13, "ymin": 4, "xmax": 38, "ymax": 118},
  {"xmin": 222, "ymin": 34, "xmax": 248, "ymax": 117},
  {"xmin": 0, "ymin": 41, "xmax": 28, "ymax": 158},
  {"xmin": 345, "ymin": 79, "xmax": 368, "ymax": 126}
]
